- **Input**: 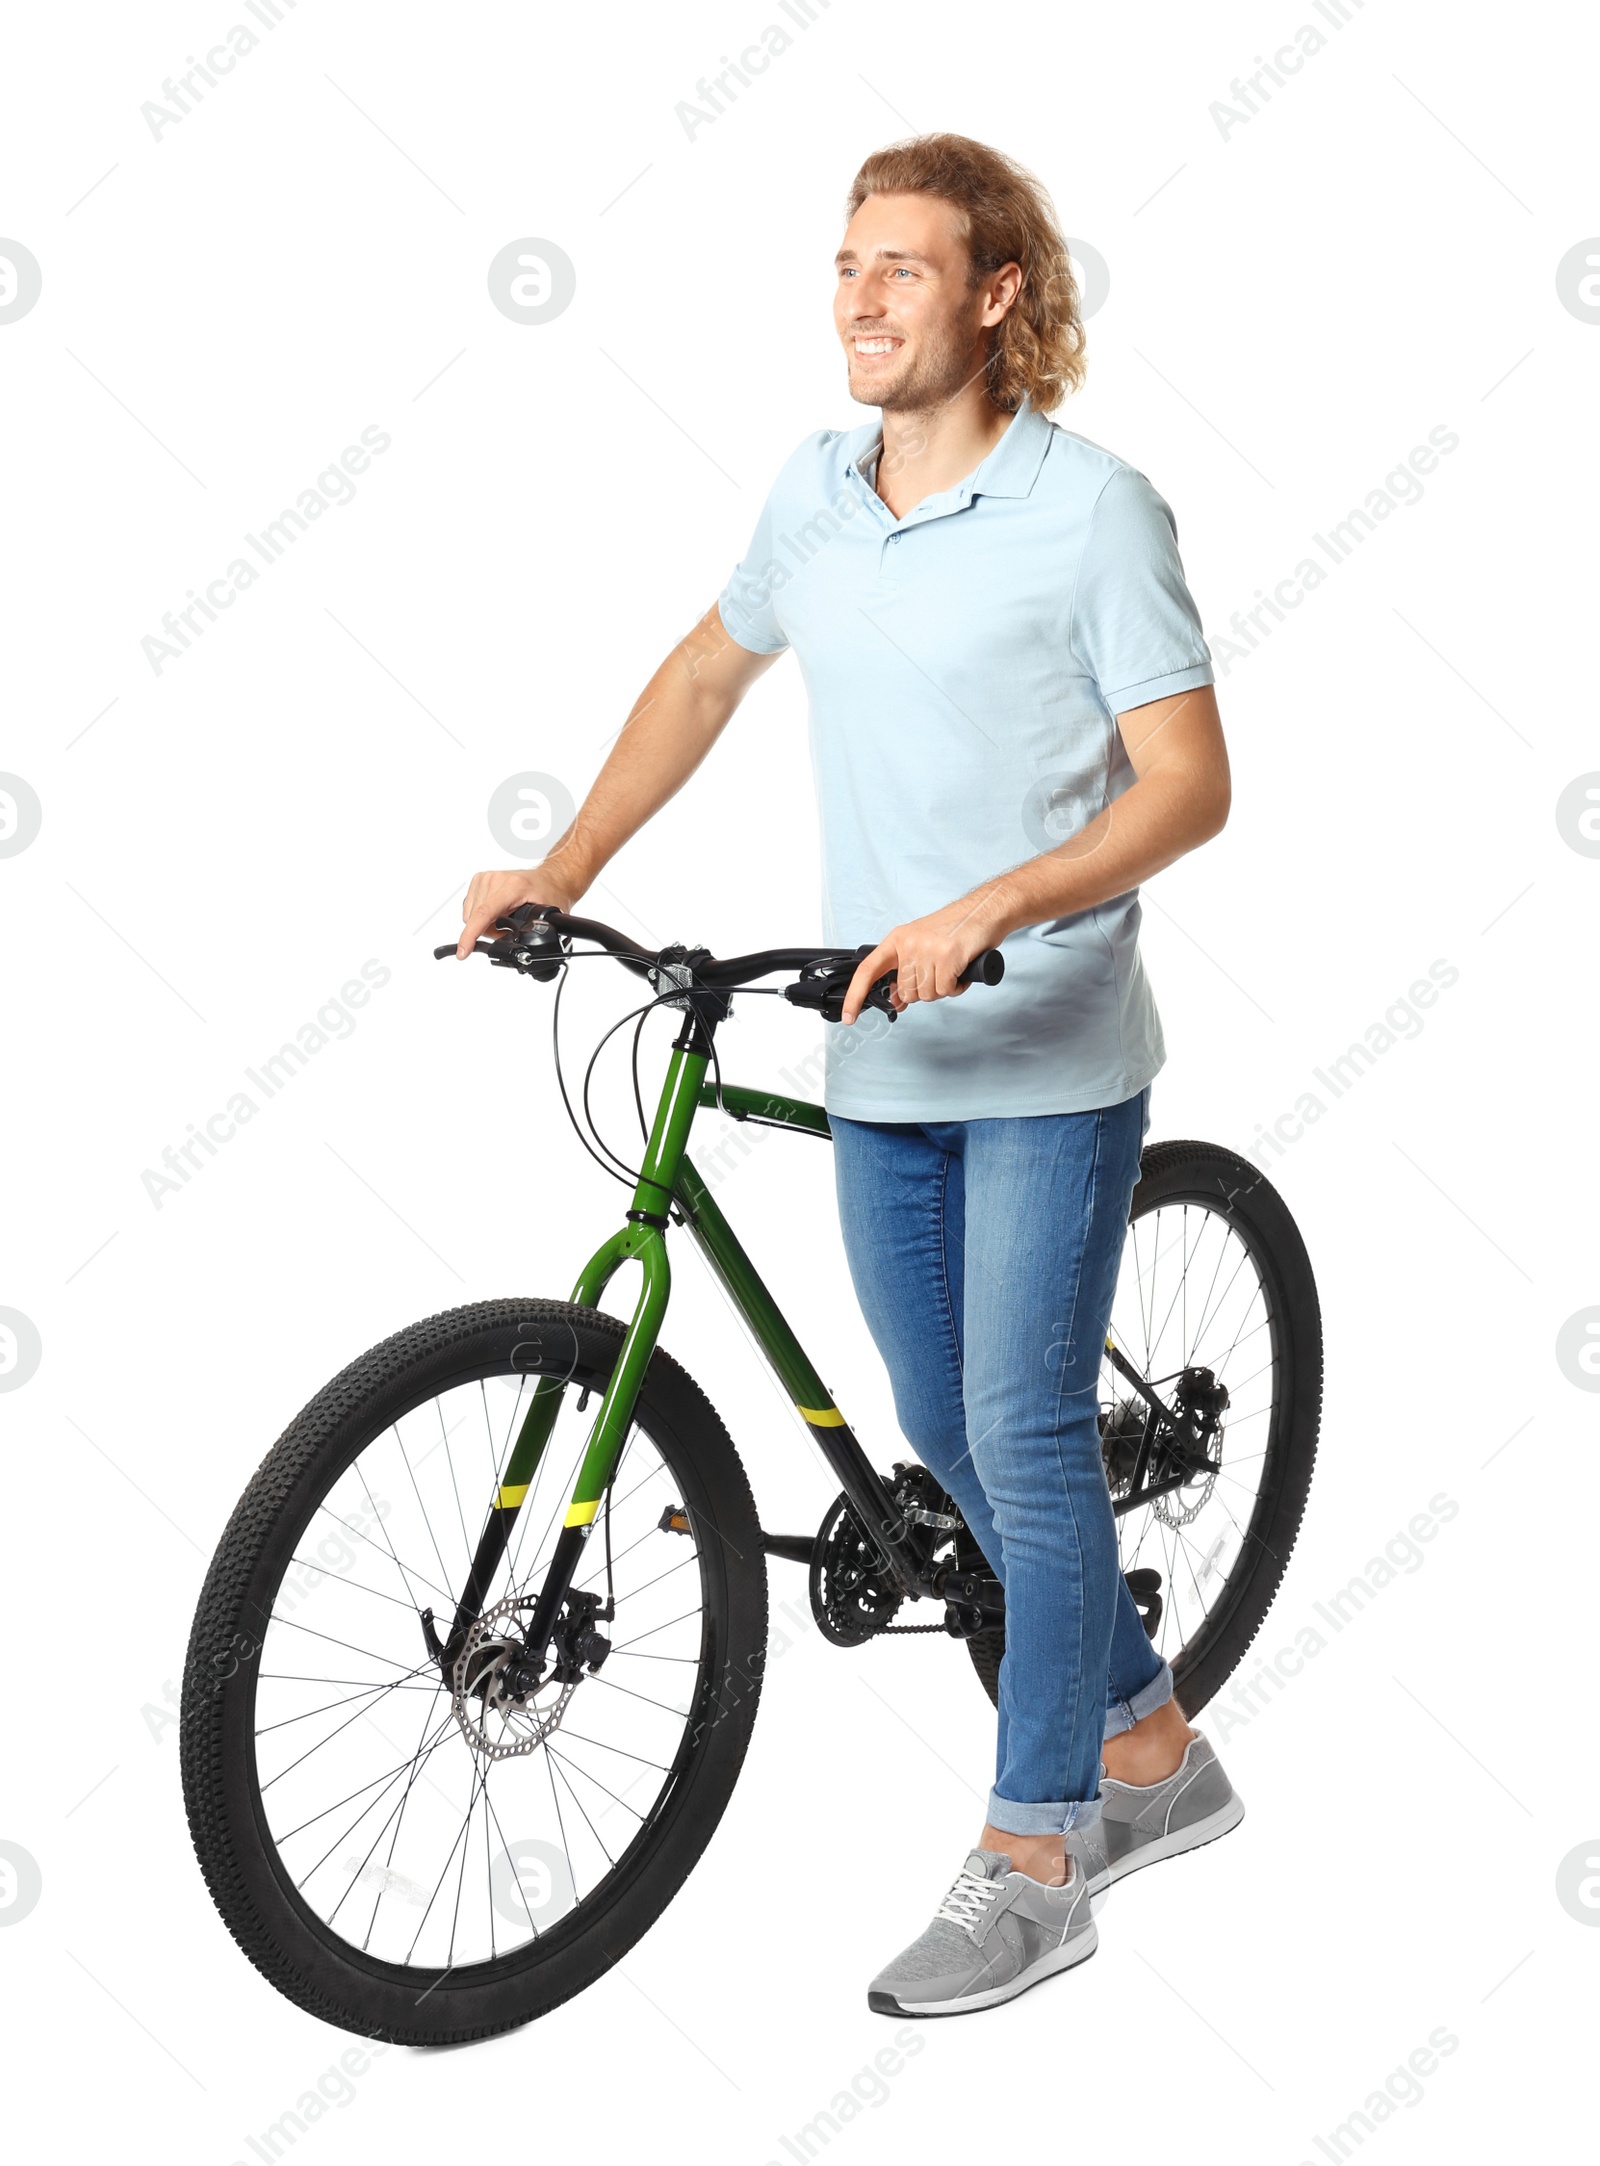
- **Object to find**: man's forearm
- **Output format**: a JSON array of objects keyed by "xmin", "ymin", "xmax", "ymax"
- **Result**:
[{"xmin": 964, "ymin": 760, "xmax": 1230, "ymax": 944}]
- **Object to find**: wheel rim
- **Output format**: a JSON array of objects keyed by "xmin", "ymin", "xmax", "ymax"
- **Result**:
[
  {"xmin": 1106, "ymin": 1194, "xmax": 1280, "ymax": 1680},
  {"xmin": 248, "ymin": 1366, "xmax": 710, "ymax": 1974}
]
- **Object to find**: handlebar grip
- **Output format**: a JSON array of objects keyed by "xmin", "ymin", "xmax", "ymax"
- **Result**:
[{"xmin": 957, "ymin": 948, "xmax": 1005, "ymax": 988}]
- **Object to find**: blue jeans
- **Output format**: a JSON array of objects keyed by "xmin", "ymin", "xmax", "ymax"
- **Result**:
[{"xmin": 831, "ymin": 1090, "xmax": 1172, "ymax": 1836}]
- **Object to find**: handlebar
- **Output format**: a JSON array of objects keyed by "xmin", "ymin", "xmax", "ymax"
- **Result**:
[{"xmin": 434, "ymin": 906, "xmax": 1004, "ymax": 1022}]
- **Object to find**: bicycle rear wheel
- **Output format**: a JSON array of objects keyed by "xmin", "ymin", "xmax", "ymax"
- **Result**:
[
  {"xmin": 967, "ymin": 1141, "xmax": 1321, "ymax": 1717},
  {"xmin": 181, "ymin": 1299, "xmax": 766, "ymax": 2045}
]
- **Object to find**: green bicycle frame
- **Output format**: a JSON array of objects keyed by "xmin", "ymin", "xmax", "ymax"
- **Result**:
[
  {"xmin": 438, "ymin": 1013, "xmax": 1196, "ymax": 1677},
  {"xmin": 440, "ymin": 1022, "xmax": 915, "ymax": 1671}
]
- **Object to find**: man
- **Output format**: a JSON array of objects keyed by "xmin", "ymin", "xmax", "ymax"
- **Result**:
[{"xmin": 459, "ymin": 133, "xmax": 1240, "ymax": 2016}]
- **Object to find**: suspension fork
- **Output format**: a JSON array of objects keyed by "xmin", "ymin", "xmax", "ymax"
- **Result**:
[{"xmin": 434, "ymin": 1030, "xmax": 706, "ymax": 1678}]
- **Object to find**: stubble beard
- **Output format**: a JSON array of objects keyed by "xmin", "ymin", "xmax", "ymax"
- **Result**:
[{"xmin": 846, "ymin": 315, "xmax": 989, "ymax": 420}]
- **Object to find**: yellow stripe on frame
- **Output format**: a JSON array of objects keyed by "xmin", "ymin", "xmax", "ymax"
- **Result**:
[
  {"xmin": 564, "ymin": 1498, "xmax": 600, "ymax": 1527},
  {"xmin": 798, "ymin": 1405, "xmax": 845, "ymax": 1427},
  {"xmin": 494, "ymin": 1483, "xmax": 529, "ymax": 1509}
]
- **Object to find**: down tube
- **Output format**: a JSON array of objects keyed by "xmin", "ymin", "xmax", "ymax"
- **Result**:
[{"xmin": 672, "ymin": 1155, "xmax": 903, "ymax": 1553}]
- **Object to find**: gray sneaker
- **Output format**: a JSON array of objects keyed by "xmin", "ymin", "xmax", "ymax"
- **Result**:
[
  {"xmin": 867, "ymin": 1848, "xmax": 1097, "ymax": 2017},
  {"xmin": 1097, "ymin": 1733, "xmax": 1244, "ymax": 1882}
]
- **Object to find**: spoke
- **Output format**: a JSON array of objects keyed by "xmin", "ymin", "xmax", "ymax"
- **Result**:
[
  {"xmin": 554, "ymin": 1729, "xmax": 670, "ymax": 1772},
  {"xmin": 545, "ymin": 1744, "xmax": 650, "ymax": 1821},
  {"xmin": 547, "ymin": 1746, "xmax": 617, "ymax": 1869},
  {"xmin": 1184, "ymin": 1215, "xmax": 1233, "ymax": 1367},
  {"xmin": 261, "ymin": 1667, "xmax": 446, "ymax": 1794},
  {"xmin": 484, "ymin": 1757, "xmax": 497, "ymax": 1963},
  {"xmin": 414, "ymin": 1405, "xmax": 473, "ymax": 1470},
  {"xmin": 603, "ymin": 1548, "xmax": 698, "ymax": 1607},
  {"xmin": 1205, "ymin": 1311, "xmax": 1271, "ymax": 1365},
  {"xmin": 284, "ymin": 1559, "xmax": 435, "ymax": 1615},
  {"xmin": 609, "ymin": 1605, "xmax": 704, "ymax": 1654},
  {"xmin": 266, "ymin": 1613, "xmax": 435, "ymax": 1676},
  {"xmin": 1147, "ymin": 1209, "xmax": 1198, "ymax": 1368},
  {"xmin": 499, "ymin": 1373, "xmax": 531, "ymax": 1464},
  {"xmin": 514, "ymin": 1423, "xmax": 641, "ymax": 1604},
  {"xmin": 278, "ymin": 1715, "xmax": 458, "ymax": 1847},
  {"xmin": 260, "ymin": 1671, "xmax": 441, "ymax": 1691},
  {"xmin": 511, "ymin": 1443, "xmax": 661, "ymax": 1598},
  {"xmin": 1217, "ymin": 1356, "xmax": 1275, "ymax": 1398},
  {"xmin": 257, "ymin": 1676, "xmax": 434, "ymax": 1738},
  {"xmin": 402, "ymin": 1735, "xmax": 491, "ymax": 1966},
  {"xmin": 502, "ymin": 1393, "xmax": 575, "ymax": 1591},
  {"xmin": 544, "ymin": 1743, "xmax": 582, "ymax": 1892},
  {"xmin": 307, "ymin": 1503, "xmax": 457, "ymax": 1609},
  {"xmin": 571, "ymin": 1515, "xmax": 673, "ymax": 1588},
  {"xmin": 585, "ymin": 1669, "xmax": 693, "ymax": 1720},
  {"xmin": 447, "ymin": 1750, "xmax": 492, "ymax": 1970},
  {"xmin": 480, "ymin": 1379, "xmax": 500, "ymax": 1494},
  {"xmin": 481, "ymin": 1768, "xmax": 541, "ymax": 1945},
  {"xmin": 354, "ymin": 1456, "xmax": 426, "ymax": 1613},
  {"xmin": 1187, "ymin": 1241, "xmax": 1255, "ymax": 1359},
  {"xmin": 347, "ymin": 1686, "xmax": 452, "ymax": 1947},
  {"xmin": 394, "ymin": 1421, "xmax": 461, "ymax": 1607},
  {"xmin": 437, "ymin": 1398, "xmax": 477, "ymax": 1580}
]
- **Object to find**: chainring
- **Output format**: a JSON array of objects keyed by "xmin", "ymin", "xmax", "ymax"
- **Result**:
[{"xmin": 809, "ymin": 1499, "xmax": 904, "ymax": 1645}]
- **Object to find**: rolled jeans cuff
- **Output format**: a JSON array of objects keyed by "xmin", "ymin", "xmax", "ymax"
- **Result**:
[
  {"xmin": 1101, "ymin": 1656, "xmax": 1175, "ymax": 1742},
  {"xmin": 985, "ymin": 1789, "xmax": 1104, "ymax": 1838}
]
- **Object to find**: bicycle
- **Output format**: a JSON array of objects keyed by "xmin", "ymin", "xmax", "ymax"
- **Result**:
[{"xmin": 181, "ymin": 905, "xmax": 1322, "ymax": 2045}]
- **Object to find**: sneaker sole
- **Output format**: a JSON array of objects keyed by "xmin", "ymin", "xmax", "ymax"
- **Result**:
[
  {"xmin": 867, "ymin": 1924, "xmax": 1098, "ymax": 2018},
  {"xmin": 1102, "ymin": 1793, "xmax": 1246, "ymax": 1886}
]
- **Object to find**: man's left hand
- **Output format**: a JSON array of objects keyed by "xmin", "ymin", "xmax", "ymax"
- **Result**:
[{"xmin": 839, "ymin": 895, "xmax": 1002, "ymax": 1025}]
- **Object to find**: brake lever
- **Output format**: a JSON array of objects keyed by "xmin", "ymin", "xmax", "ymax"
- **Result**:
[
  {"xmin": 431, "ymin": 905, "xmax": 569, "ymax": 981},
  {"xmin": 782, "ymin": 946, "xmax": 900, "ymax": 1025},
  {"xmin": 782, "ymin": 943, "xmax": 1005, "ymax": 1024}
]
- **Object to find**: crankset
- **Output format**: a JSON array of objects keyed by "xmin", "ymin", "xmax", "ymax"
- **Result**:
[{"xmin": 807, "ymin": 1464, "xmax": 1000, "ymax": 1644}]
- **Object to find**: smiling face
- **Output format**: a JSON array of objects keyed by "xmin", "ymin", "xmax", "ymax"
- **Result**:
[{"xmin": 834, "ymin": 191, "xmax": 1018, "ymax": 414}]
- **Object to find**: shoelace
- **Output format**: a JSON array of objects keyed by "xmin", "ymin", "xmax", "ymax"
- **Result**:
[{"xmin": 936, "ymin": 1869, "xmax": 1004, "ymax": 1933}]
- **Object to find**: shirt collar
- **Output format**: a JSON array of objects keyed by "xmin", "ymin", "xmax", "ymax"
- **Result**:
[
  {"xmin": 845, "ymin": 394, "xmax": 1053, "ymax": 517},
  {"xmin": 966, "ymin": 394, "xmax": 1053, "ymax": 499}
]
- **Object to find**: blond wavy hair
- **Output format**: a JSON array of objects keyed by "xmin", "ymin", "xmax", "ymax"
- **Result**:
[{"xmin": 844, "ymin": 134, "xmax": 1085, "ymax": 413}]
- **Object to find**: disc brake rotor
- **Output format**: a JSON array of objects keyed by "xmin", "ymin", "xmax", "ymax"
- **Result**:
[{"xmin": 451, "ymin": 1595, "xmax": 577, "ymax": 1762}]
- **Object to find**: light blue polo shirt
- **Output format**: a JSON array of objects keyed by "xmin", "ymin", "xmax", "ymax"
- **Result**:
[{"xmin": 718, "ymin": 396, "xmax": 1214, "ymax": 1121}]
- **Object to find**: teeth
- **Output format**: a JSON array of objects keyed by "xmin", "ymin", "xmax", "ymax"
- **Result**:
[{"xmin": 856, "ymin": 338, "xmax": 899, "ymax": 355}]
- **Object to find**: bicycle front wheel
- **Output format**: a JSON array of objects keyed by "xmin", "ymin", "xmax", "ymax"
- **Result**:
[{"xmin": 181, "ymin": 1299, "xmax": 767, "ymax": 2045}]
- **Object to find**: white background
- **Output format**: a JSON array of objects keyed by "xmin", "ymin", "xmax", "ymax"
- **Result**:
[{"xmin": 2, "ymin": 0, "xmax": 1595, "ymax": 2157}]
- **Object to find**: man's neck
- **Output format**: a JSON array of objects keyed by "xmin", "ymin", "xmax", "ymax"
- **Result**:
[{"xmin": 874, "ymin": 374, "xmax": 1016, "ymax": 518}]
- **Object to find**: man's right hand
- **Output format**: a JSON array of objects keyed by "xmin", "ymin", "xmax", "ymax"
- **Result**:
[{"xmin": 456, "ymin": 868, "xmax": 578, "ymax": 959}]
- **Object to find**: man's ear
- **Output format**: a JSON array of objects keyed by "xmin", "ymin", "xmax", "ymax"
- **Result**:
[{"xmin": 980, "ymin": 262, "xmax": 1023, "ymax": 327}]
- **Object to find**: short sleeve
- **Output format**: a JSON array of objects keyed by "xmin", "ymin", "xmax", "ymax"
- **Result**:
[
  {"xmin": 717, "ymin": 475, "xmax": 794, "ymax": 656},
  {"xmin": 1070, "ymin": 466, "xmax": 1213, "ymax": 715}
]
